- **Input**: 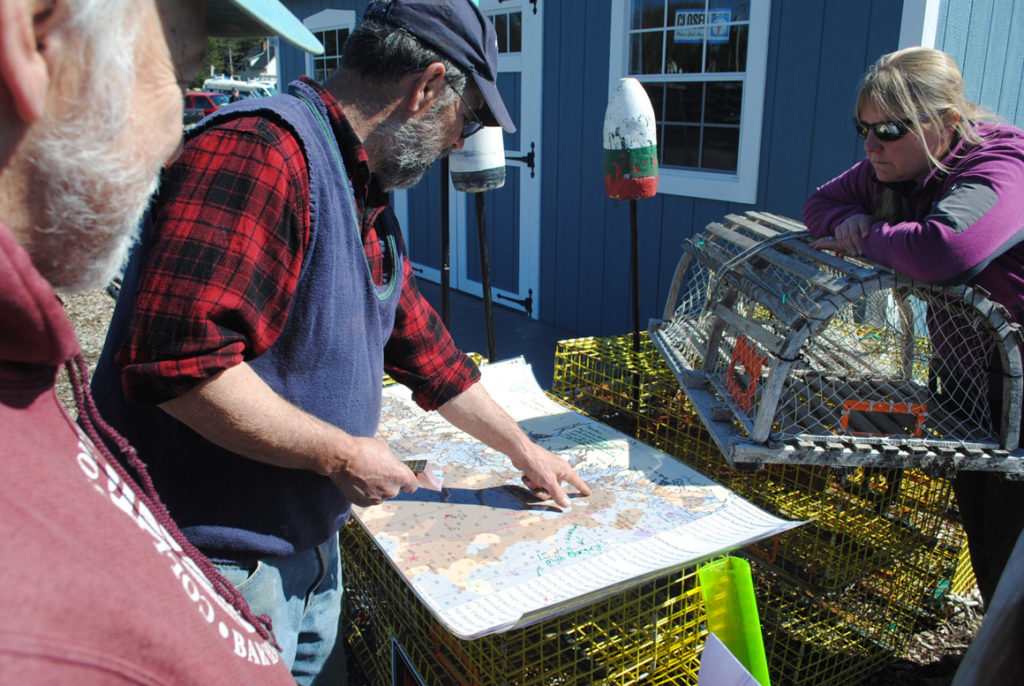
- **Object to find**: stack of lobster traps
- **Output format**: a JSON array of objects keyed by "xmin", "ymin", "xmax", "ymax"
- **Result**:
[
  {"xmin": 543, "ymin": 209, "xmax": 1015, "ymax": 683},
  {"xmin": 550, "ymin": 332, "xmax": 974, "ymax": 685}
]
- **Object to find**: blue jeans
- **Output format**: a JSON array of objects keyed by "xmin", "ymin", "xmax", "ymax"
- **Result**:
[{"xmin": 213, "ymin": 532, "xmax": 346, "ymax": 686}]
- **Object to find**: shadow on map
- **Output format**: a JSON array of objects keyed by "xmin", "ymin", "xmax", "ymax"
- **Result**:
[{"xmin": 393, "ymin": 483, "xmax": 582, "ymax": 513}]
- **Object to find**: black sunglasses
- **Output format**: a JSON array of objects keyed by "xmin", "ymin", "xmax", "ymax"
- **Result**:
[
  {"xmin": 445, "ymin": 77, "xmax": 485, "ymax": 139},
  {"xmin": 853, "ymin": 117, "xmax": 915, "ymax": 142}
]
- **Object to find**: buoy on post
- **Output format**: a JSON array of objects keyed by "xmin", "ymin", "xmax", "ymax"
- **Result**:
[
  {"xmin": 604, "ymin": 78, "xmax": 659, "ymax": 202},
  {"xmin": 452, "ymin": 126, "xmax": 506, "ymax": 192},
  {"xmin": 450, "ymin": 127, "xmax": 507, "ymax": 362},
  {"xmin": 603, "ymin": 77, "xmax": 659, "ymax": 356}
]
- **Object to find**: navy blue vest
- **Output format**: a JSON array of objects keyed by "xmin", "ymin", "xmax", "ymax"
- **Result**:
[{"xmin": 92, "ymin": 81, "xmax": 404, "ymax": 555}]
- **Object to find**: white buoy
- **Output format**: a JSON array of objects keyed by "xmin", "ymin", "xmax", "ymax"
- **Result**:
[
  {"xmin": 603, "ymin": 78, "xmax": 658, "ymax": 199},
  {"xmin": 450, "ymin": 126, "xmax": 506, "ymax": 193}
]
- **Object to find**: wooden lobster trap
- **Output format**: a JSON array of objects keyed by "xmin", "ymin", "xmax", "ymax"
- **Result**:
[{"xmin": 649, "ymin": 211, "xmax": 1024, "ymax": 476}]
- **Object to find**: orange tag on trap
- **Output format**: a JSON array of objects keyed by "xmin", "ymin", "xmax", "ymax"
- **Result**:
[{"xmin": 840, "ymin": 399, "xmax": 927, "ymax": 437}]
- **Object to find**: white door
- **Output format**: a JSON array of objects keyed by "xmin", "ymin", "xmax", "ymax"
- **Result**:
[{"xmin": 394, "ymin": 0, "xmax": 543, "ymax": 319}]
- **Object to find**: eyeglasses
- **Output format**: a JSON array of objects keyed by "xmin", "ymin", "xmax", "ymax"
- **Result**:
[
  {"xmin": 445, "ymin": 76, "xmax": 484, "ymax": 139},
  {"xmin": 853, "ymin": 117, "xmax": 915, "ymax": 142}
]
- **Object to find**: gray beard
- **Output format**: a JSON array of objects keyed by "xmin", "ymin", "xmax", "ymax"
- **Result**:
[
  {"xmin": 371, "ymin": 108, "xmax": 453, "ymax": 192},
  {"xmin": 24, "ymin": 106, "xmax": 159, "ymax": 293}
]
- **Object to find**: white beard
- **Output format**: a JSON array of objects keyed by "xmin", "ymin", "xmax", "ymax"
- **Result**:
[
  {"xmin": 23, "ymin": 86, "xmax": 160, "ymax": 293},
  {"xmin": 371, "ymin": 100, "xmax": 455, "ymax": 192}
]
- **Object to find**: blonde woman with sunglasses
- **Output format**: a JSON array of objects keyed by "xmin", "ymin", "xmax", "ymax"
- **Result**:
[{"xmin": 803, "ymin": 47, "xmax": 1024, "ymax": 613}]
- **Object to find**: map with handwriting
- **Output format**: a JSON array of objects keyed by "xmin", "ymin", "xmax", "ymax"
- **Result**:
[{"xmin": 355, "ymin": 358, "xmax": 799, "ymax": 638}]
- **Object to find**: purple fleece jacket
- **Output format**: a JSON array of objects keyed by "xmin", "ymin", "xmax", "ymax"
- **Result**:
[{"xmin": 803, "ymin": 121, "xmax": 1024, "ymax": 324}]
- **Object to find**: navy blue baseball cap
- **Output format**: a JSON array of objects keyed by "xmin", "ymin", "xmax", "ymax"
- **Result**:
[
  {"xmin": 208, "ymin": 0, "xmax": 324, "ymax": 55},
  {"xmin": 364, "ymin": 0, "xmax": 516, "ymax": 133}
]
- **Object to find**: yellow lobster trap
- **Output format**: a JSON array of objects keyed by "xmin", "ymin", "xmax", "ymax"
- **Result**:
[
  {"xmin": 551, "ymin": 333, "xmax": 975, "ymax": 685},
  {"xmin": 650, "ymin": 211, "xmax": 1024, "ymax": 476},
  {"xmin": 342, "ymin": 519, "xmax": 713, "ymax": 686}
]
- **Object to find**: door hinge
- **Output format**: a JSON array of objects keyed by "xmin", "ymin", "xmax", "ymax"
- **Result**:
[
  {"xmin": 497, "ymin": 288, "xmax": 533, "ymax": 316},
  {"xmin": 505, "ymin": 142, "xmax": 535, "ymax": 178}
]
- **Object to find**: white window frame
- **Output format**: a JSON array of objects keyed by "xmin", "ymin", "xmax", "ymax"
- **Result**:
[
  {"xmin": 898, "ymin": 0, "xmax": 941, "ymax": 48},
  {"xmin": 303, "ymin": 9, "xmax": 356, "ymax": 81},
  {"xmin": 608, "ymin": 0, "xmax": 771, "ymax": 203}
]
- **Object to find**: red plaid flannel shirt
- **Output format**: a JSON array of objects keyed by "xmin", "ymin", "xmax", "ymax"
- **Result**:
[{"xmin": 118, "ymin": 78, "xmax": 479, "ymax": 410}]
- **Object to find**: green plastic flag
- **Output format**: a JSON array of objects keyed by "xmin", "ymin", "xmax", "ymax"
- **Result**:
[{"xmin": 699, "ymin": 556, "xmax": 771, "ymax": 686}]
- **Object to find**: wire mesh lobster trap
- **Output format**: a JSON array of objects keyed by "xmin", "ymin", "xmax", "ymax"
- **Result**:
[
  {"xmin": 342, "ymin": 517, "xmax": 712, "ymax": 685},
  {"xmin": 551, "ymin": 334, "xmax": 975, "ymax": 684},
  {"xmin": 649, "ymin": 211, "xmax": 1024, "ymax": 476}
]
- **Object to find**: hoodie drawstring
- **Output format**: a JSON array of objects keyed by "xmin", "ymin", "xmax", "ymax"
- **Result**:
[{"xmin": 65, "ymin": 354, "xmax": 280, "ymax": 651}]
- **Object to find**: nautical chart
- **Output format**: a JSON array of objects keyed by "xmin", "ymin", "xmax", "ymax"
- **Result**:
[{"xmin": 355, "ymin": 358, "xmax": 799, "ymax": 639}]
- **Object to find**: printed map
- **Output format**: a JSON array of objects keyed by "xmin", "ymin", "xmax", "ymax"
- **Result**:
[{"xmin": 355, "ymin": 358, "xmax": 799, "ymax": 638}]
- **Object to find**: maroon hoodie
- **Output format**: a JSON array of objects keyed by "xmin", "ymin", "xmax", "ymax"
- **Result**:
[{"xmin": 0, "ymin": 221, "xmax": 295, "ymax": 684}]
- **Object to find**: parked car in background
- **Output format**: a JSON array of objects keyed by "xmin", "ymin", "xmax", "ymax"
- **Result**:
[
  {"xmin": 185, "ymin": 91, "xmax": 229, "ymax": 116},
  {"xmin": 183, "ymin": 106, "xmax": 205, "ymax": 129},
  {"xmin": 202, "ymin": 78, "xmax": 277, "ymax": 99}
]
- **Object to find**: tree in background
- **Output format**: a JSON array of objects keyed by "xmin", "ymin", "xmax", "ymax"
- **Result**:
[{"xmin": 192, "ymin": 37, "xmax": 266, "ymax": 87}]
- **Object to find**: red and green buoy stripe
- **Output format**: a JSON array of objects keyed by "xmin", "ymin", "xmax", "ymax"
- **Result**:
[{"xmin": 604, "ymin": 144, "xmax": 658, "ymax": 199}]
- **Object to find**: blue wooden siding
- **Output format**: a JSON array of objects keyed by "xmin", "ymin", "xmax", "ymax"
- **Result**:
[
  {"xmin": 538, "ymin": 0, "xmax": 901, "ymax": 337},
  {"xmin": 935, "ymin": 0, "xmax": 1024, "ymax": 128}
]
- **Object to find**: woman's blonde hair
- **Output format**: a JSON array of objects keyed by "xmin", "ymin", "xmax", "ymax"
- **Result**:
[{"xmin": 856, "ymin": 47, "xmax": 991, "ymax": 220}]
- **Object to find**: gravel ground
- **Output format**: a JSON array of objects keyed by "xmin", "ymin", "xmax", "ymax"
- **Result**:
[
  {"xmin": 58, "ymin": 288, "xmax": 984, "ymax": 685},
  {"xmin": 55, "ymin": 288, "xmax": 117, "ymax": 410}
]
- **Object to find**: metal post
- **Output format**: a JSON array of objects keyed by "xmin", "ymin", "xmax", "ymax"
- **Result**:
[
  {"xmin": 630, "ymin": 198, "xmax": 641, "ymax": 421},
  {"xmin": 630, "ymin": 198, "xmax": 641, "ymax": 353},
  {"xmin": 475, "ymin": 193, "xmax": 497, "ymax": 362},
  {"xmin": 440, "ymin": 158, "xmax": 450, "ymax": 327}
]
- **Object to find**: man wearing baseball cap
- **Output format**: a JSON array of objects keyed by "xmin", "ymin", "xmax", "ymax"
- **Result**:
[
  {"xmin": 0, "ymin": 0, "xmax": 320, "ymax": 683},
  {"xmin": 92, "ymin": 1, "xmax": 589, "ymax": 682},
  {"xmin": 362, "ymin": 0, "xmax": 516, "ymax": 132}
]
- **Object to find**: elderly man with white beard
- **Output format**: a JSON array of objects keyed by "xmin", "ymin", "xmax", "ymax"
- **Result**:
[
  {"xmin": 0, "ymin": 0, "xmax": 323, "ymax": 682},
  {"xmin": 90, "ymin": 1, "xmax": 591, "ymax": 683}
]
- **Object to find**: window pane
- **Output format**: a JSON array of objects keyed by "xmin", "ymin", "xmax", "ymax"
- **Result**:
[
  {"xmin": 509, "ymin": 12, "xmax": 522, "ymax": 52},
  {"xmin": 631, "ymin": 0, "xmax": 668, "ymax": 29},
  {"xmin": 338, "ymin": 29, "xmax": 349, "ymax": 52},
  {"xmin": 663, "ymin": 124, "xmax": 701, "ymax": 167},
  {"xmin": 495, "ymin": 14, "xmax": 508, "ymax": 53},
  {"xmin": 705, "ymin": 24, "xmax": 747, "ymax": 72},
  {"xmin": 665, "ymin": 82, "xmax": 703, "ymax": 122},
  {"xmin": 629, "ymin": 32, "xmax": 664, "ymax": 74},
  {"xmin": 323, "ymin": 29, "xmax": 337, "ymax": 56},
  {"xmin": 701, "ymin": 126, "xmax": 739, "ymax": 171},
  {"xmin": 643, "ymin": 82, "xmax": 666, "ymax": 121},
  {"xmin": 709, "ymin": 0, "xmax": 750, "ymax": 22},
  {"xmin": 666, "ymin": 30, "xmax": 703, "ymax": 73},
  {"xmin": 704, "ymin": 82, "xmax": 742, "ymax": 124},
  {"xmin": 317, "ymin": 57, "xmax": 339, "ymax": 81},
  {"xmin": 668, "ymin": 0, "xmax": 716, "ymax": 46},
  {"xmin": 668, "ymin": 0, "xmax": 711, "ymax": 23}
]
